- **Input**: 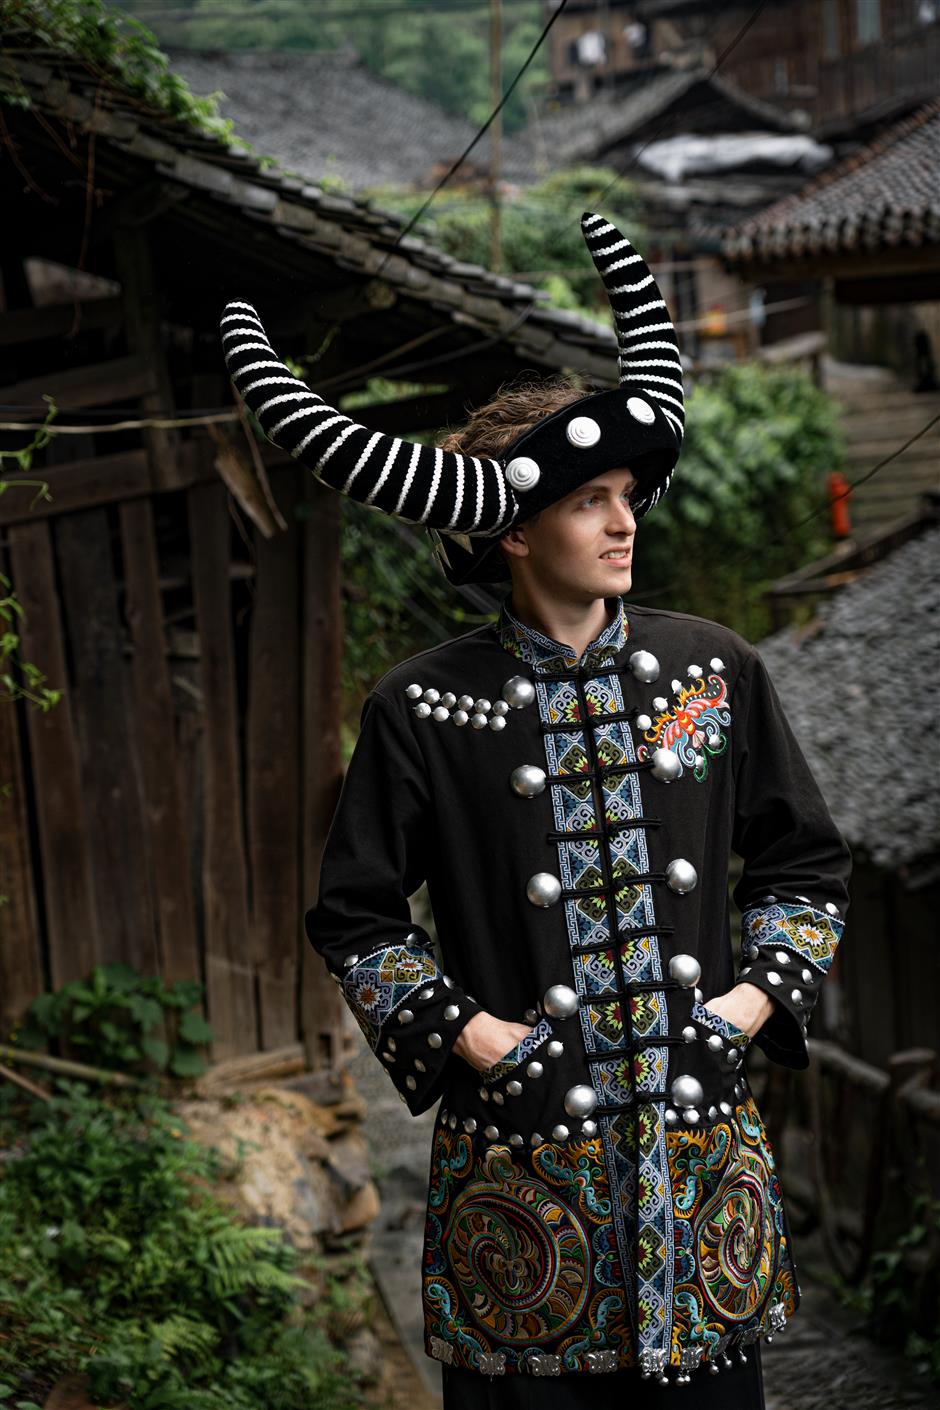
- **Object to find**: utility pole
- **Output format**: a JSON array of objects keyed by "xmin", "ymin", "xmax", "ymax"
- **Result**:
[{"xmin": 489, "ymin": 0, "xmax": 502, "ymax": 272}]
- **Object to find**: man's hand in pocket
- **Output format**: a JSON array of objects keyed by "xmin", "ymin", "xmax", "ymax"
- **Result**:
[
  {"xmin": 702, "ymin": 983, "xmax": 774, "ymax": 1038},
  {"xmin": 453, "ymin": 1012, "xmax": 535, "ymax": 1071}
]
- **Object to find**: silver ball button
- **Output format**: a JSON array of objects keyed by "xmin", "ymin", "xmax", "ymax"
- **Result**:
[
  {"xmin": 503, "ymin": 676, "xmax": 536, "ymax": 709},
  {"xmin": 628, "ymin": 649, "xmax": 660, "ymax": 683},
  {"xmin": 669, "ymin": 953, "xmax": 701, "ymax": 987},
  {"xmin": 650, "ymin": 747, "xmax": 681, "ymax": 782},
  {"xmin": 543, "ymin": 984, "xmax": 579, "ymax": 1018},
  {"xmin": 564, "ymin": 1084, "xmax": 597, "ymax": 1118},
  {"xmin": 526, "ymin": 872, "xmax": 562, "ymax": 907},
  {"xmin": 671, "ymin": 1073, "xmax": 704, "ymax": 1107},
  {"xmin": 510, "ymin": 764, "xmax": 546, "ymax": 798},
  {"xmin": 665, "ymin": 858, "xmax": 698, "ymax": 894}
]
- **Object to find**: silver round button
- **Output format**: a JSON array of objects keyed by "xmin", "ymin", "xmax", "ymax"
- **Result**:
[
  {"xmin": 669, "ymin": 953, "xmax": 701, "ymax": 987},
  {"xmin": 527, "ymin": 872, "xmax": 562, "ymax": 907},
  {"xmin": 650, "ymin": 747, "xmax": 681, "ymax": 782},
  {"xmin": 564, "ymin": 1084, "xmax": 597, "ymax": 1118},
  {"xmin": 510, "ymin": 764, "xmax": 546, "ymax": 798},
  {"xmin": 543, "ymin": 984, "xmax": 579, "ymax": 1018},
  {"xmin": 503, "ymin": 676, "xmax": 536, "ymax": 709},
  {"xmin": 628, "ymin": 649, "xmax": 660, "ymax": 683},
  {"xmin": 671, "ymin": 1074, "xmax": 704, "ymax": 1107},
  {"xmin": 665, "ymin": 858, "xmax": 698, "ymax": 894}
]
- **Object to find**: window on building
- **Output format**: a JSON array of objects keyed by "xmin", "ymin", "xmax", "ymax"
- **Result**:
[
  {"xmin": 855, "ymin": 0, "xmax": 882, "ymax": 45},
  {"xmin": 822, "ymin": 0, "xmax": 841, "ymax": 58}
]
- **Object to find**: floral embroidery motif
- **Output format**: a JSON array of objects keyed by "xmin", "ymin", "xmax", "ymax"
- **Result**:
[
  {"xmin": 741, "ymin": 901, "xmax": 843, "ymax": 973},
  {"xmin": 637, "ymin": 674, "xmax": 731, "ymax": 782},
  {"xmin": 341, "ymin": 942, "xmax": 440, "ymax": 1049}
]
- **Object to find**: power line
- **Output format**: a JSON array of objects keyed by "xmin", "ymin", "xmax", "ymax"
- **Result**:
[
  {"xmin": 372, "ymin": 0, "xmax": 570, "ymax": 268},
  {"xmin": 130, "ymin": 1, "xmax": 537, "ymax": 15}
]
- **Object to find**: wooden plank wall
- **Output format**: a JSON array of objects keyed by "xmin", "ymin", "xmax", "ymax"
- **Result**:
[
  {"xmin": 0, "ymin": 453, "xmax": 337, "ymax": 1063},
  {"xmin": 0, "ymin": 232, "xmax": 344, "ymax": 1069}
]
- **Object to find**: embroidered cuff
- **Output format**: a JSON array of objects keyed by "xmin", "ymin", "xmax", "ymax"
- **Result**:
[
  {"xmin": 332, "ymin": 930, "xmax": 483, "ymax": 1115},
  {"xmin": 734, "ymin": 895, "xmax": 844, "ymax": 1071}
]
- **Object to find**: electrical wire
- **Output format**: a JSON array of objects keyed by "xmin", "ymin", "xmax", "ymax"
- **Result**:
[{"xmin": 368, "ymin": 0, "xmax": 571, "ymax": 278}]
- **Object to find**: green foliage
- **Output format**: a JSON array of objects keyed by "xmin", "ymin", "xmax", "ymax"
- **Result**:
[
  {"xmin": 832, "ymin": 1192, "xmax": 940, "ymax": 1383},
  {"xmin": 1, "ymin": 0, "xmax": 237, "ymax": 141},
  {"xmin": 119, "ymin": 0, "xmax": 551, "ymax": 135},
  {"xmin": 633, "ymin": 363, "xmax": 845, "ymax": 639},
  {"xmin": 366, "ymin": 166, "xmax": 644, "ymax": 309},
  {"xmin": 0, "ymin": 1084, "xmax": 362, "ymax": 1408},
  {"xmin": 14, "ymin": 963, "xmax": 214, "ymax": 1081}
]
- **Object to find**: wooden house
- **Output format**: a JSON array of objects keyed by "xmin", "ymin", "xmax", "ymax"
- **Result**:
[{"xmin": 0, "ymin": 31, "xmax": 619, "ymax": 1079}]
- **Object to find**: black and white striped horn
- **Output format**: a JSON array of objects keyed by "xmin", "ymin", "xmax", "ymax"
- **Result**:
[
  {"xmin": 219, "ymin": 301, "xmax": 519, "ymax": 536},
  {"xmin": 580, "ymin": 211, "xmax": 685, "ymax": 444}
]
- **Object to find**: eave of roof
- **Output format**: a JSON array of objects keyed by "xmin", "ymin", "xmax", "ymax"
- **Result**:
[
  {"xmin": 1, "ymin": 45, "xmax": 619, "ymax": 380},
  {"xmin": 722, "ymin": 97, "xmax": 940, "ymax": 265}
]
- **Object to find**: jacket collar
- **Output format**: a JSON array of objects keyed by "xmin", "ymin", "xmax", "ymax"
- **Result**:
[{"xmin": 493, "ymin": 593, "xmax": 629, "ymax": 671}]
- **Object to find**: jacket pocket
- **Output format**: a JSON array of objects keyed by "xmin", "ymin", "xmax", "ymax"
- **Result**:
[
  {"xmin": 478, "ymin": 1015, "xmax": 556, "ymax": 1084},
  {"xmin": 694, "ymin": 998, "xmax": 751, "ymax": 1046}
]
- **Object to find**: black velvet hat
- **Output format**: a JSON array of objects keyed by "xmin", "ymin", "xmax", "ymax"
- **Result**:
[{"xmin": 220, "ymin": 211, "xmax": 684, "ymax": 586}]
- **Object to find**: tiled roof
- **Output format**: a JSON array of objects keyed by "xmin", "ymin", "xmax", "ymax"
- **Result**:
[
  {"xmin": 0, "ymin": 45, "xmax": 619, "ymax": 381},
  {"xmin": 165, "ymin": 47, "xmax": 533, "ymax": 191},
  {"xmin": 757, "ymin": 519, "xmax": 940, "ymax": 877},
  {"xmin": 512, "ymin": 66, "xmax": 798, "ymax": 172},
  {"xmin": 722, "ymin": 98, "xmax": 940, "ymax": 263}
]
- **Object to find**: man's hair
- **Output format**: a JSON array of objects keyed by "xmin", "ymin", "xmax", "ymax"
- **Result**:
[{"xmin": 437, "ymin": 372, "xmax": 588, "ymax": 529}]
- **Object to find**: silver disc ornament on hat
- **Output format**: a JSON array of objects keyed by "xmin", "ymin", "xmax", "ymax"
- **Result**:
[{"xmin": 219, "ymin": 211, "xmax": 683, "ymax": 589}]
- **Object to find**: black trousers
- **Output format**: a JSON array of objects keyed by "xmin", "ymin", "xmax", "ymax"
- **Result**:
[{"xmin": 441, "ymin": 1342, "xmax": 765, "ymax": 1410}]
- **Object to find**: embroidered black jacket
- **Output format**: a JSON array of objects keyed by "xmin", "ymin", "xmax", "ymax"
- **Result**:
[{"xmin": 305, "ymin": 592, "xmax": 852, "ymax": 1385}]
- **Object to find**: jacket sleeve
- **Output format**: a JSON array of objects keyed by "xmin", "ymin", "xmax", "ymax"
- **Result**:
[
  {"xmin": 304, "ymin": 686, "xmax": 484, "ymax": 1115},
  {"xmin": 730, "ymin": 645, "xmax": 852, "ymax": 1070}
]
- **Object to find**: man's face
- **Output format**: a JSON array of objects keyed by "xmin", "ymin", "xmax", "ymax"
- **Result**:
[{"xmin": 499, "ymin": 465, "xmax": 638, "ymax": 598}]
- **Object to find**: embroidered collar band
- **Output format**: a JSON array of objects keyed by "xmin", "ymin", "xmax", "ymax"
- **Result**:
[{"xmin": 494, "ymin": 593, "xmax": 630, "ymax": 671}]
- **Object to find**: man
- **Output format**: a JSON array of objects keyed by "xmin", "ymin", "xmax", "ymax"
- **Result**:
[{"xmin": 219, "ymin": 214, "xmax": 851, "ymax": 1405}]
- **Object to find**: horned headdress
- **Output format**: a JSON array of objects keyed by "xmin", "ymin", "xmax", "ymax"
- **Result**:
[{"xmin": 219, "ymin": 211, "xmax": 684, "ymax": 586}]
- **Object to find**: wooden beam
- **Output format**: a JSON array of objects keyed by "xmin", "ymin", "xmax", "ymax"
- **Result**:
[
  {"xmin": 6, "ymin": 520, "xmax": 101, "ymax": 987},
  {"xmin": 0, "ymin": 650, "xmax": 44, "ymax": 1033},
  {"xmin": 0, "ymin": 354, "xmax": 154, "ymax": 411},
  {"xmin": 0, "ymin": 441, "xmax": 213, "ymax": 526},
  {"xmin": 188, "ymin": 476, "xmax": 257, "ymax": 1060},
  {"xmin": 247, "ymin": 471, "xmax": 301, "ymax": 1050},
  {"xmin": 833, "ymin": 271, "xmax": 940, "ymax": 305},
  {"xmin": 113, "ymin": 222, "xmax": 179, "ymax": 490},
  {"xmin": 120, "ymin": 497, "xmax": 201, "ymax": 986},
  {"xmin": 727, "ymin": 245, "xmax": 940, "ymax": 284},
  {"xmin": 0, "ymin": 296, "xmax": 123, "ymax": 348},
  {"xmin": 54, "ymin": 509, "xmax": 158, "ymax": 972},
  {"xmin": 92, "ymin": 179, "xmax": 190, "ymax": 244},
  {"xmin": 299, "ymin": 470, "xmax": 345, "ymax": 1075}
]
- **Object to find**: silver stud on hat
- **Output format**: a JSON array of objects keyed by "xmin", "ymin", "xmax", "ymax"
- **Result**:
[
  {"xmin": 505, "ymin": 456, "xmax": 540, "ymax": 491},
  {"xmin": 626, "ymin": 396, "xmax": 655, "ymax": 424},
  {"xmin": 565, "ymin": 416, "xmax": 601, "ymax": 448}
]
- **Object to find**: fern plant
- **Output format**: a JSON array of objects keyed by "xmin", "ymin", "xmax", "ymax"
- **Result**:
[{"xmin": 0, "ymin": 1083, "xmax": 365, "ymax": 1408}]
